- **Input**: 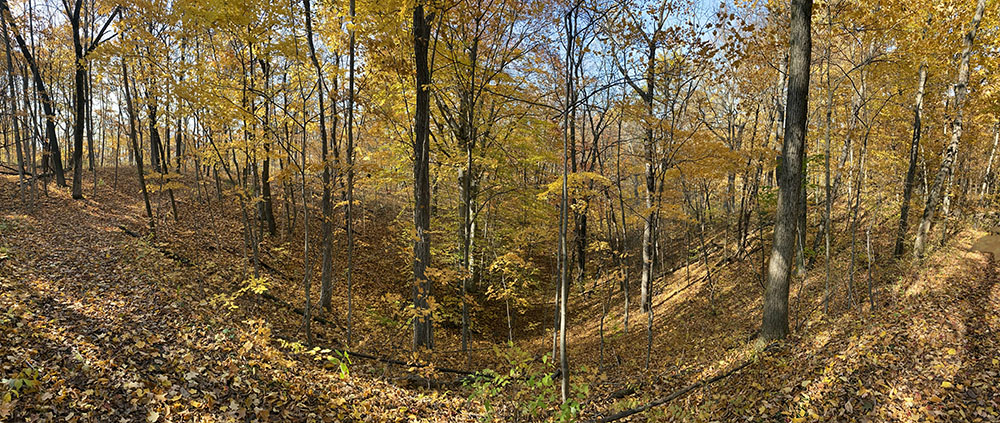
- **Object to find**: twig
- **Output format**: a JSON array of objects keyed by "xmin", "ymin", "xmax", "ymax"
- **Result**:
[{"xmin": 585, "ymin": 359, "xmax": 755, "ymax": 422}]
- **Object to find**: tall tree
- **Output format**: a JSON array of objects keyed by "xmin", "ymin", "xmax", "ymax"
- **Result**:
[
  {"xmin": 411, "ymin": 0, "xmax": 435, "ymax": 350},
  {"xmin": 1, "ymin": 0, "xmax": 65, "ymax": 186},
  {"xmin": 912, "ymin": 0, "xmax": 986, "ymax": 258},
  {"xmin": 2, "ymin": 10, "xmax": 25, "ymax": 206},
  {"xmin": 302, "ymin": 0, "xmax": 325, "ymax": 346},
  {"xmin": 121, "ymin": 58, "xmax": 152, "ymax": 227},
  {"xmin": 67, "ymin": 0, "xmax": 118, "ymax": 199},
  {"xmin": 760, "ymin": 0, "xmax": 812, "ymax": 341},
  {"xmin": 893, "ymin": 62, "xmax": 927, "ymax": 257},
  {"xmin": 558, "ymin": 0, "xmax": 577, "ymax": 403},
  {"xmin": 345, "ymin": 0, "xmax": 357, "ymax": 345}
]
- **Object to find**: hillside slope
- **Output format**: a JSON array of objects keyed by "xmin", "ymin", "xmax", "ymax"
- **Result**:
[{"xmin": 2, "ymin": 172, "xmax": 998, "ymax": 422}]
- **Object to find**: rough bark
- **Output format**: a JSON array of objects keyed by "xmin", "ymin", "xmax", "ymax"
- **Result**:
[
  {"xmin": 761, "ymin": 0, "xmax": 812, "ymax": 341},
  {"xmin": 412, "ymin": 2, "xmax": 434, "ymax": 350},
  {"xmin": 69, "ymin": 0, "xmax": 85, "ymax": 198}
]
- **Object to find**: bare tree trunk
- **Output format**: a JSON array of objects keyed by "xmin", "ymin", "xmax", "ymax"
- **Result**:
[
  {"xmin": 1, "ymin": 0, "xmax": 65, "ymax": 186},
  {"xmin": 345, "ymin": 0, "xmax": 357, "ymax": 346},
  {"xmin": 893, "ymin": 63, "xmax": 927, "ymax": 257},
  {"xmin": 761, "ymin": 0, "xmax": 812, "ymax": 341},
  {"xmin": 559, "ymin": 5, "xmax": 576, "ymax": 403},
  {"xmin": 411, "ymin": 2, "xmax": 434, "ymax": 350},
  {"xmin": 615, "ymin": 110, "xmax": 629, "ymax": 334},
  {"xmin": 980, "ymin": 122, "xmax": 999, "ymax": 204},
  {"xmin": 846, "ymin": 119, "xmax": 871, "ymax": 310},
  {"xmin": 300, "ymin": 0, "xmax": 327, "ymax": 347},
  {"xmin": 260, "ymin": 59, "xmax": 276, "ymax": 237},
  {"xmin": 121, "ymin": 59, "xmax": 152, "ymax": 227},
  {"xmin": 2, "ymin": 13, "xmax": 26, "ymax": 208},
  {"xmin": 822, "ymin": 2, "xmax": 833, "ymax": 313},
  {"xmin": 304, "ymin": 0, "xmax": 336, "ymax": 313},
  {"xmin": 639, "ymin": 42, "xmax": 656, "ymax": 315},
  {"xmin": 300, "ymin": 118, "xmax": 313, "ymax": 347},
  {"xmin": 69, "ymin": 0, "xmax": 86, "ymax": 199},
  {"xmin": 913, "ymin": 0, "xmax": 986, "ymax": 258},
  {"xmin": 794, "ymin": 147, "xmax": 807, "ymax": 278}
]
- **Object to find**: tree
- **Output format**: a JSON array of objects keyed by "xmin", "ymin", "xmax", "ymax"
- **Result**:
[
  {"xmin": 120, "ymin": 57, "xmax": 153, "ymax": 228},
  {"xmin": 760, "ymin": 0, "xmax": 812, "ymax": 342},
  {"xmin": 893, "ymin": 62, "xmax": 926, "ymax": 257},
  {"xmin": 411, "ymin": 0, "xmax": 435, "ymax": 350},
  {"xmin": 302, "ymin": 0, "xmax": 324, "ymax": 346},
  {"xmin": 912, "ymin": 0, "xmax": 987, "ymax": 258},
  {"xmin": 345, "ymin": 0, "xmax": 357, "ymax": 346},
  {"xmin": 67, "ymin": 1, "xmax": 118, "ymax": 199},
  {"xmin": 1, "ymin": 0, "xmax": 66, "ymax": 186},
  {"xmin": 2, "ymin": 9, "xmax": 26, "ymax": 207}
]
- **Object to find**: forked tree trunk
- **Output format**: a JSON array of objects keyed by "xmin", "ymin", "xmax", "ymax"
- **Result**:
[
  {"xmin": 913, "ymin": 0, "xmax": 986, "ymax": 258},
  {"xmin": 69, "ymin": 0, "xmax": 85, "ymax": 199},
  {"xmin": 893, "ymin": 62, "xmax": 927, "ymax": 257},
  {"xmin": 121, "ymin": 59, "xmax": 153, "ymax": 227}
]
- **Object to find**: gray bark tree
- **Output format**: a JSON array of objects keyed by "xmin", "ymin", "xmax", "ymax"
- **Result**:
[
  {"xmin": 760, "ymin": 0, "xmax": 812, "ymax": 341},
  {"xmin": 912, "ymin": 0, "xmax": 986, "ymax": 258},
  {"xmin": 893, "ymin": 62, "xmax": 927, "ymax": 257}
]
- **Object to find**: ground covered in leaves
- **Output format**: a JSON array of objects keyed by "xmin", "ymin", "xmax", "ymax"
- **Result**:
[
  {"xmin": 0, "ymin": 173, "xmax": 480, "ymax": 422},
  {"xmin": 2, "ymin": 171, "xmax": 999, "ymax": 422}
]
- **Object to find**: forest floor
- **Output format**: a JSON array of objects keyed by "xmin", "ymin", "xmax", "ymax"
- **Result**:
[{"xmin": 1, "ymin": 170, "xmax": 999, "ymax": 422}]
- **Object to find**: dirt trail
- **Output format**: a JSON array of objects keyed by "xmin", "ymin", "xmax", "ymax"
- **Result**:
[{"xmin": 972, "ymin": 235, "xmax": 1000, "ymax": 259}]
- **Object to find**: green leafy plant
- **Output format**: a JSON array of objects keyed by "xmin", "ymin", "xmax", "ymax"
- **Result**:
[
  {"xmin": 2, "ymin": 368, "xmax": 39, "ymax": 402},
  {"xmin": 465, "ymin": 344, "xmax": 588, "ymax": 422}
]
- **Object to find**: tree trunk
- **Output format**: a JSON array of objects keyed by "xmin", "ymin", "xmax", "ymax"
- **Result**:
[
  {"xmin": 893, "ymin": 63, "xmax": 926, "ymax": 257},
  {"xmin": 346, "ymin": 0, "xmax": 357, "ymax": 345},
  {"xmin": 822, "ymin": 2, "xmax": 833, "ymax": 313},
  {"xmin": 1, "ymin": 0, "xmax": 65, "ymax": 186},
  {"xmin": 2, "ymin": 14, "xmax": 25, "ymax": 207},
  {"xmin": 121, "ymin": 59, "xmax": 153, "ymax": 227},
  {"xmin": 639, "ymin": 42, "xmax": 656, "ymax": 314},
  {"xmin": 980, "ymin": 122, "xmax": 999, "ymax": 204},
  {"xmin": 913, "ymin": 0, "xmax": 986, "ymax": 258},
  {"xmin": 411, "ymin": 2, "xmax": 434, "ymax": 350},
  {"xmin": 148, "ymin": 102, "xmax": 162, "ymax": 174},
  {"xmin": 260, "ymin": 67, "xmax": 276, "ymax": 236},
  {"xmin": 761, "ymin": 0, "xmax": 812, "ymax": 341},
  {"xmin": 558, "ymin": 6, "xmax": 578, "ymax": 403},
  {"xmin": 303, "ymin": 0, "xmax": 335, "ymax": 313},
  {"xmin": 69, "ymin": 0, "xmax": 86, "ymax": 199},
  {"xmin": 615, "ymin": 109, "xmax": 629, "ymax": 334}
]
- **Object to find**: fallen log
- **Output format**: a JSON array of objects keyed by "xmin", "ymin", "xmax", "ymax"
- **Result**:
[
  {"xmin": 118, "ymin": 225, "xmax": 193, "ymax": 266},
  {"xmin": 259, "ymin": 291, "xmax": 340, "ymax": 328},
  {"xmin": 272, "ymin": 334, "xmax": 475, "ymax": 377},
  {"xmin": 395, "ymin": 374, "xmax": 462, "ymax": 389},
  {"xmin": 585, "ymin": 359, "xmax": 755, "ymax": 422}
]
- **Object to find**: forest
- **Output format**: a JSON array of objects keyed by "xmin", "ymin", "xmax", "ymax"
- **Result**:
[{"xmin": 0, "ymin": 0, "xmax": 998, "ymax": 420}]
